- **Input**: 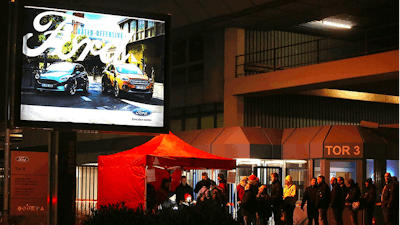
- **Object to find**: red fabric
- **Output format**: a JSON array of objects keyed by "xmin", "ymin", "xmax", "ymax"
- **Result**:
[
  {"xmin": 219, "ymin": 182, "xmax": 228, "ymax": 196},
  {"xmin": 97, "ymin": 132, "xmax": 236, "ymax": 209},
  {"xmin": 98, "ymin": 164, "xmax": 145, "ymax": 209},
  {"xmin": 237, "ymin": 184, "xmax": 245, "ymax": 201}
]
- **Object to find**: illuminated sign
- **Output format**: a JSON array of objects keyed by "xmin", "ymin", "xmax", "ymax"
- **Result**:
[
  {"xmin": 10, "ymin": 151, "xmax": 48, "ymax": 216},
  {"xmin": 324, "ymin": 144, "xmax": 363, "ymax": 158},
  {"xmin": 17, "ymin": 6, "xmax": 169, "ymax": 132}
]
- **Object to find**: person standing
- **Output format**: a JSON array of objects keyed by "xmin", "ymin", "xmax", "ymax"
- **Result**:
[
  {"xmin": 242, "ymin": 182, "xmax": 257, "ymax": 225},
  {"xmin": 345, "ymin": 178, "xmax": 361, "ymax": 225},
  {"xmin": 381, "ymin": 172, "xmax": 399, "ymax": 225},
  {"xmin": 194, "ymin": 172, "xmax": 216, "ymax": 194},
  {"xmin": 283, "ymin": 175, "xmax": 297, "ymax": 225},
  {"xmin": 218, "ymin": 172, "xmax": 228, "ymax": 197},
  {"xmin": 175, "ymin": 176, "xmax": 193, "ymax": 204},
  {"xmin": 256, "ymin": 185, "xmax": 271, "ymax": 225},
  {"xmin": 330, "ymin": 177, "xmax": 343, "ymax": 225},
  {"xmin": 337, "ymin": 177, "xmax": 347, "ymax": 208},
  {"xmin": 301, "ymin": 177, "xmax": 319, "ymax": 225},
  {"xmin": 361, "ymin": 178, "xmax": 376, "ymax": 225},
  {"xmin": 316, "ymin": 175, "xmax": 330, "ymax": 225},
  {"xmin": 269, "ymin": 172, "xmax": 283, "ymax": 225},
  {"xmin": 237, "ymin": 176, "xmax": 248, "ymax": 225}
]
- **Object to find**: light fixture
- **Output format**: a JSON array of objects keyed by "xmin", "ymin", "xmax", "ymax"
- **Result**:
[
  {"xmin": 235, "ymin": 158, "xmax": 261, "ymax": 165},
  {"xmin": 320, "ymin": 20, "xmax": 352, "ymax": 29}
]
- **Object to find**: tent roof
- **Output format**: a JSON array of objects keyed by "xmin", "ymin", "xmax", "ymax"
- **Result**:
[{"xmin": 98, "ymin": 132, "xmax": 236, "ymax": 170}]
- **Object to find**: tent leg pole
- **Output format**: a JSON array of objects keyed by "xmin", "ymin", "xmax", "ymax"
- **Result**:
[{"xmin": 144, "ymin": 166, "xmax": 147, "ymax": 212}]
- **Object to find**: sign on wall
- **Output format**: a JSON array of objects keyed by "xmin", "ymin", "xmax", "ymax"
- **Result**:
[
  {"xmin": 10, "ymin": 151, "xmax": 48, "ymax": 215},
  {"xmin": 324, "ymin": 144, "xmax": 363, "ymax": 158}
]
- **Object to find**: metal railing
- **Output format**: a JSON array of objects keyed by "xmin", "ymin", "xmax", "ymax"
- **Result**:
[
  {"xmin": 236, "ymin": 24, "xmax": 399, "ymax": 77},
  {"xmin": 76, "ymin": 165, "xmax": 98, "ymax": 224}
]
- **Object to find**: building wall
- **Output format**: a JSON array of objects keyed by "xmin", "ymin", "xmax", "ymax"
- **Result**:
[
  {"xmin": 244, "ymin": 94, "xmax": 399, "ymax": 129},
  {"xmin": 170, "ymin": 30, "xmax": 225, "ymax": 108}
]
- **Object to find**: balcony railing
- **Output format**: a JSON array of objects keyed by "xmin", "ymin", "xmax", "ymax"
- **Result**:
[{"xmin": 236, "ymin": 24, "xmax": 399, "ymax": 77}]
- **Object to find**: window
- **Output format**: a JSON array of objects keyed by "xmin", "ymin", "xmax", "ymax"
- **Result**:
[
  {"xmin": 172, "ymin": 40, "xmax": 186, "ymax": 66},
  {"xmin": 170, "ymin": 120, "xmax": 182, "ymax": 133},
  {"xmin": 201, "ymin": 115, "xmax": 214, "ymax": 129},
  {"xmin": 147, "ymin": 21, "xmax": 155, "ymax": 37},
  {"xmin": 130, "ymin": 21, "xmax": 137, "ymax": 33},
  {"xmin": 138, "ymin": 20, "xmax": 145, "ymax": 39},
  {"xmin": 386, "ymin": 160, "xmax": 399, "ymax": 178},
  {"xmin": 148, "ymin": 21, "xmax": 154, "ymax": 28},
  {"xmin": 330, "ymin": 161, "xmax": 357, "ymax": 183},
  {"xmin": 171, "ymin": 68, "xmax": 186, "ymax": 87},
  {"xmin": 366, "ymin": 159, "xmax": 374, "ymax": 180},
  {"xmin": 286, "ymin": 161, "xmax": 308, "ymax": 201},
  {"xmin": 185, "ymin": 118, "xmax": 198, "ymax": 131},
  {"xmin": 188, "ymin": 64, "xmax": 203, "ymax": 83},
  {"xmin": 138, "ymin": 20, "xmax": 145, "ymax": 31},
  {"xmin": 189, "ymin": 36, "xmax": 203, "ymax": 62},
  {"xmin": 170, "ymin": 103, "xmax": 223, "ymax": 131}
]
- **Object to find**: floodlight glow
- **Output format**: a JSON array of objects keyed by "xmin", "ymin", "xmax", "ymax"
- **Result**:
[{"xmin": 321, "ymin": 20, "xmax": 352, "ymax": 29}]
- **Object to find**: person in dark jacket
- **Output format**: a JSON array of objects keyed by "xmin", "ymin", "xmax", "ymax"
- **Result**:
[
  {"xmin": 316, "ymin": 175, "xmax": 330, "ymax": 225},
  {"xmin": 146, "ymin": 183, "xmax": 156, "ymax": 213},
  {"xmin": 330, "ymin": 177, "xmax": 343, "ymax": 225},
  {"xmin": 345, "ymin": 178, "xmax": 361, "ymax": 225},
  {"xmin": 175, "ymin": 176, "xmax": 193, "ymax": 204},
  {"xmin": 381, "ymin": 172, "xmax": 399, "ymax": 225},
  {"xmin": 301, "ymin": 177, "xmax": 318, "ymax": 225},
  {"xmin": 242, "ymin": 182, "xmax": 257, "ymax": 225},
  {"xmin": 194, "ymin": 172, "xmax": 216, "ymax": 194},
  {"xmin": 155, "ymin": 178, "xmax": 172, "ymax": 208},
  {"xmin": 338, "ymin": 176, "xmax": 347, "ymax": 210},
  {"xmin": 361, "ymin": 178, "xmax": 376, "ymax": 225},
  {"xmin": 256, "ymin": 185, "xmax": 272, "ymax": 225},
  {"xmin": 269, "ymin": 172, "xmax": 283, "ymax": 225}
]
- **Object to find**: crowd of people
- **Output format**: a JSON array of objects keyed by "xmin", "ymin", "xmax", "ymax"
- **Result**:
[
  {"xmin": 236, "ymin": 172, "xmax": 399, "ymax": 225},
  {"xmin": 147, "ymin": 172, "xmax": 229, "ymax": 212},
  {"xmin": 147, "ymin": 171, "xmax": 399, "ymax": 225}
]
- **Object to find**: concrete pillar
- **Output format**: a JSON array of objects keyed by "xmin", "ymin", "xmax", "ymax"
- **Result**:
[{"xmin": 224, "ymin": 28, "xmax": 245, "ymax": 127}]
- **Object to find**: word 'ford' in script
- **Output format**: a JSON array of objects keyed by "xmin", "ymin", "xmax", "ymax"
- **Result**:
[{"xmin": 23, "ymin": 11, "xmax": 131, "ymax": 64}]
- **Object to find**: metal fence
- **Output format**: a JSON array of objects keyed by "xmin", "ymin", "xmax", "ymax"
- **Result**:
[
  {"xmin": 76, "ymin": 165, "xmax": 98, "ymax": 224},
  {"xmin": 236, "ymin": 24, "xmax": 399, "ymax": 77}
]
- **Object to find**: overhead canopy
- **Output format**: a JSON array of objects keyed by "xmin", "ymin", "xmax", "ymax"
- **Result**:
[
  {"xmin": 98, "ymin": 132, "xmax": 236, "ymax": 209},
  {"xmin": 282, "ymin": 125, "xmax": 398, "ymax": 160},
  {"xmin": 101, "ymin": 132, "xmax": 237, "ymax": 170},
  {"xmin": 176, "ymin": 126, "xmax": 283, "ymax": 159}
]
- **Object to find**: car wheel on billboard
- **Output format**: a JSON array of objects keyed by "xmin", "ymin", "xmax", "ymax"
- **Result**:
[
  {"xmin": 145, "ymin": 93, "xmax": 152, "ymax": 101},
  {"xmin": 101, "ymin": 78, "xmax": 109, "ymax": 94},
  {"xmin": 69, "ymin": 80, "xmax": 77, "ymax": 96},
  {"xmin": 83, "ymin": 80, "xmax": 89, "ymax": 93},
  {"xmin": 114, "ymin": 82, "xmax": 120, "ymax": 98}
]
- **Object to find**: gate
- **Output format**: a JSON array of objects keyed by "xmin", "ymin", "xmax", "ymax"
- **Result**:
[
  {"xmin": 253, "ymin": 166, "xmax": 282, "ymax": 194},
  {"xmin": 76, "ymin": 165, "xmax": 98, "ymax": 224}
]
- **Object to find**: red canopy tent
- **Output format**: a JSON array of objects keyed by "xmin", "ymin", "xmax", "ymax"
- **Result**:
[{"xmin": 98, "ymin": 132, "xmax": 236, "ymax": 209}]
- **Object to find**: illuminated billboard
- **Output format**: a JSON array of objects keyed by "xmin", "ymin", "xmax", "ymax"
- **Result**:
[{"xmin": 12, "ymin": 3, "xmax": 170, "ymax": 133}]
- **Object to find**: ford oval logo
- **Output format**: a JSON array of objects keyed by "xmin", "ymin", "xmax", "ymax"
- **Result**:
[
  {"xmin": 133, "ymin": 108, "xmax": 151, "ymax": 116},
  {"xmin": 15, "ymin": 156, "xmax": 29, "ymax": 163}
]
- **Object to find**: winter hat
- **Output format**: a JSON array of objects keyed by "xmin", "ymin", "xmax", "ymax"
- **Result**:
[
  {"xmin": 202, "ymin": 172, "xmax": 208, "ymax": 176},
  {"xmin": 249, "ymin": 174, "xmax": 257, "ymax": 181},
  {"xmin": 285, "ymin": 175, "xmax": 292, "ymax": 183},
  {"xmin": 366, "ymin": 178, "xmax": 373, "ymax": 184}
]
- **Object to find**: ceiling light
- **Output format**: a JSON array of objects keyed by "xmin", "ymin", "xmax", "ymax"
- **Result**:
[{"xmin": 320, "ymin": 20, "xmax": 352, "ymax": 29}]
